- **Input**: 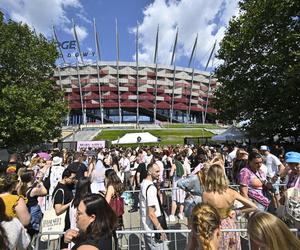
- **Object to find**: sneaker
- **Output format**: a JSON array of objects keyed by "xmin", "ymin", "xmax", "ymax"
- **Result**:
[
  {"xmin": 178, "ymin": 213, "xmax": 184, "ymax": 220},
  {"xmin": 168, "ymin": 215, "xmax": 176, "ymax": 222},
  {"xmin": 128, "ymin": 208, "xmax": 138, "ymax": 213}
]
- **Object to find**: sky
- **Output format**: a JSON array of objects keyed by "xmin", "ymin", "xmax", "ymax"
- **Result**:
[{"xmin": 0, "ymin": 0, "xmax": 240, "ymax": 70}]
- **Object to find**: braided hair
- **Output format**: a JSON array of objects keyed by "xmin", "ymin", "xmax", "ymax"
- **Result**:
[{"xmin": 191, "ymin": 203, "xmax": 221, "ymax": 250}]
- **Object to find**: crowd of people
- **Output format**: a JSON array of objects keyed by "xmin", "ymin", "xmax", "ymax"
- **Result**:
[{"xmin": 0, "ymin": 143, "xmax": 299, "ymax": 249}]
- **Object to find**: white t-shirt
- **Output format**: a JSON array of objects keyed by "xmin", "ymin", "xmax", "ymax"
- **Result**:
[
  {"xmin": 49, "ymin": 165, "xmax": 65, "ymax": 196},
  {"xmin": 119, "ymin": 157, "xmax": 130, "ymax": 172},
  {"xmin": 140, "ymin": 179, "xmax": 161, "ymax": 231},
  {"xmin": 155, "ymin": 160, "xmax": 164, "ymax": 182},
  {"xmin": 184, "ymin": 157, "xmax": 191, "ymax": 175},
  {"xmin": 265, "ymin": 153, "xmax": 281, "ymax": 177},
  {"xmin": 259, "ymin": 163, "xmax": 268, "ymax": 181},
  {"xmin": 227, "ymin": 148, "xmax": 238, "ymax": 166},
  {"xmin": 90, "ymin": 160, "xmax": 106, "ymax": 193},
  {"xmin": 144, "ymin": 154, "xmax": 153, "ymax": 167}
]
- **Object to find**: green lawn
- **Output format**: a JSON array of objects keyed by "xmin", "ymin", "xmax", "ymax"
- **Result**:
[{"xmin": 94, "ymin": 128, "xmax": 214, "ymax": 145}]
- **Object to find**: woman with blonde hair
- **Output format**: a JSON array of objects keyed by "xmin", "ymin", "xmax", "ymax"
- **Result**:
[
  {"xmin": 203, "ymin": 164, "xmax": 257, "ymax": 250},
  {"xmin": 189, "ymin": 203, "xmax": 221, "ymax": 250},
  {"xmin": 248, "ymin": 211, "xmax": 300, "ymax": 250}
]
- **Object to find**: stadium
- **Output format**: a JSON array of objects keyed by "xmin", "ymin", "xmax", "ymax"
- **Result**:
[{"xmin": 54, "ymin": 61, "xmax": 218, "ymax": 125}]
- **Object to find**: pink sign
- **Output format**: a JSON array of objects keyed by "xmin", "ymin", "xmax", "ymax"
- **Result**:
[{"xmin": 77, "ymin": 141, "xmax": 105, "ymax": 151}]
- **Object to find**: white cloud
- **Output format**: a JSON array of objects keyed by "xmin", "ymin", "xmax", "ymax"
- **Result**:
[
  {"xmin": 0, "ymin": 0, "xmax": 88, "ymax": 40},
  {"xmin": 64, "ymin": 25, "xmax": 88, "ymax": 41},
  {"xmin": 133, "ymin": 0, "xmax": 239, "ymax": 68}
]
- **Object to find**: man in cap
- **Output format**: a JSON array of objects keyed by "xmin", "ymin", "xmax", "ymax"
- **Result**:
[{"xmin": 284, "ymin": 151, "xmax": 300, "ymax": 188}]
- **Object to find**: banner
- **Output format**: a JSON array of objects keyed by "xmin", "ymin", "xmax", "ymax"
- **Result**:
[{"xmin": 77, "ymin": 140, "xmax": 105, "ymax": 151}]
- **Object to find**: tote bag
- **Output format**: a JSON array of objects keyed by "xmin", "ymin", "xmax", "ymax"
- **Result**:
[
  {"xmin": 286, "ymin": 177, "xmax": 300, "ymax": 221},
  {"xmin": 41, "ymin": 188, "xmax": 66, "ymax": 241}
]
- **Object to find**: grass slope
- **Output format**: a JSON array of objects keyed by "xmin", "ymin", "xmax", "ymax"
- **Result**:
[{"xmin": 94, "ymin": 128, "xmax": 214, "ymax": 146}]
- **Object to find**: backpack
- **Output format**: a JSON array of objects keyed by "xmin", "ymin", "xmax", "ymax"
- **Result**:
[{"xmin": 175, "ymin": 160, "xmax": 184, "ymax": 177}]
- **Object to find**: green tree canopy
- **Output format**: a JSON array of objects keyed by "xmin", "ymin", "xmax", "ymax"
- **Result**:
[
  {"xmin": 214, "ymin": 0, "xmax": 300, "ymax": 140},
  {"xmin": 0, "ymin": 12, "xmax": 67, "ymax": 149}
]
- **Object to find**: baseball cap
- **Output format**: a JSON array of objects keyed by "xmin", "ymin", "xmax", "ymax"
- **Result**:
[
  {"xmin": 260, "ymin": 145, "xmax": 269, "ymax": 151},
  {"xmin": 285, "ymin": 151, "xmax": 300, "ymax": 163}
]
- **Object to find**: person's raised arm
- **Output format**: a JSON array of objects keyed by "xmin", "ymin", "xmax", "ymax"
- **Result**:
[
  {"xmin": 31, "ymin": 181, "xmax": 47, "ymax": 197},
  {"xmin": 239, "ymin": 185, "xmax": 249, "ymax": 199},
  {"xmin": 232, "ymin": 189, "xmax": 257, "ymax": 214},
  {"xmin": 15, "ymin": 197, "xmax": 31, "ymax": 226}
]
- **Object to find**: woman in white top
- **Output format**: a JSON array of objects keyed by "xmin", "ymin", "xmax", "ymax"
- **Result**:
[{"xmin": 90, "ymin": 158, "xmax": 107, "ymax": 193}]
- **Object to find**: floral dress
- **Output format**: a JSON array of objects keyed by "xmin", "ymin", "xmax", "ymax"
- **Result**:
[{"xmin": 217, "ymin": 206, "xmax": 241, "ymax": 250}]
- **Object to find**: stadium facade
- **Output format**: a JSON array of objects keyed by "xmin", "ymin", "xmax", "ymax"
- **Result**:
[{"xmin": 54, "ymin": 61, "xmax": 218, "ymax": 125}]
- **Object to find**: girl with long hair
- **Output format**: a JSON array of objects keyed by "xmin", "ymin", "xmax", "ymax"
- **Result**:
[
  {"xmin": 248, "ymin": 211, "xmax": 300, "ymax": 250},
  {"xmin": 189, "ymin": 203, "xmax": 221, "ymax": 250},
  {"xmin": 203, "ymin": 164, "xmax": 257, "ymax": 250}
]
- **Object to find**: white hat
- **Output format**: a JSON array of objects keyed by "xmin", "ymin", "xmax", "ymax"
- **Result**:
[
  {"xmin": 260, "ymin": 145, "xmax": 269, "ymax": 151},
  {"xmin": 52, "ymin": 156, "xmax": 62, "ymax": 166}
]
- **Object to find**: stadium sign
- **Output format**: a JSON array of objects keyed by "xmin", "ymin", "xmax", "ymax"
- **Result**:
[{"xmin": 55, "ymin": 40, "xmax": 96, "ymax": 58}]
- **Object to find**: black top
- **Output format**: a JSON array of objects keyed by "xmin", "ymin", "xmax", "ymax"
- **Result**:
[
  {"xmin": 72, "ymin": 234, "xmax": 113, "ymax": 250},
  {"xmin": 26, "ymin": 183, "xmax": 39, "ymax": 207},
  {"xmin": 52, "ymin": 182, "xmax": 74, "ymax": 230},
  {"xmin": 135, "ymin": 163, "xmax": 147, "ymax": 186},
  {"xmin": 67, "ymin": 161, "xmax": 87, "ymax": 180}
]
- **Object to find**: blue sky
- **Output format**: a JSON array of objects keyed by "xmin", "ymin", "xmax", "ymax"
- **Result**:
[{"xmin": 0, "ymin": 0, "xmax": 239, "ymax": 70}]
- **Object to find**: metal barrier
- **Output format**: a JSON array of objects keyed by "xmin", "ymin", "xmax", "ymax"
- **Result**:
[
  {"xmin": 33, "ymin": 227, "xmax": 298, "ymax": 250},
  {"xmin": 34, "ymin": 231, "xmax": 65, "ymax": 250},
  {"xmin": 116, "ymin": 183, "xmax": 289, "ymax": 230},
  {"xmin": 115, "ymin": 228, "xmax": 299, "ymax": 250}
]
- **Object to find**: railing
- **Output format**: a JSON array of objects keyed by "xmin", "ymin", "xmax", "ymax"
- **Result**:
[
  {"xmin": 34, "ymin": 228, "xmax": 299, "ymax": 250},
  {"xmin": 34, "ymin": 231, "xmax": 65, "ymax": 250},
  {"xmin": 116, "ymin": 228, "xmax": 299, "ymax": 250},
  {"xmin": 42, "ymin": 183, "xmax": 289, "ymax": 229}
]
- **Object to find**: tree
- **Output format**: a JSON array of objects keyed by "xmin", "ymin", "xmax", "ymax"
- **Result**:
[
  {"xmin": 0, "ymin": 12, "xmax": 67, "ymax": 149},
  {"xmin": 213, "ymin": 0, "xmax": 300, "ymax": 140}
]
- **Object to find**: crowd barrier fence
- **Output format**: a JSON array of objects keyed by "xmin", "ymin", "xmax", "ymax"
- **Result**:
[
  {"xmin": 42, "ymin": 183, "xmax": 289, "ymax": 230},
  {"xmin": 33, "ymin": 228, "xmax": 299, "ymax": 250}
]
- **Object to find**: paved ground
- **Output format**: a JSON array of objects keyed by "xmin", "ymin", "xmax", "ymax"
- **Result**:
[
  {"xmin": 119, "ymin": 199, "xmax": 189, "ymax": 250},
  {"xmin": 63, "ymin": 128, "xmax": 102, "ymax": 142}
]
